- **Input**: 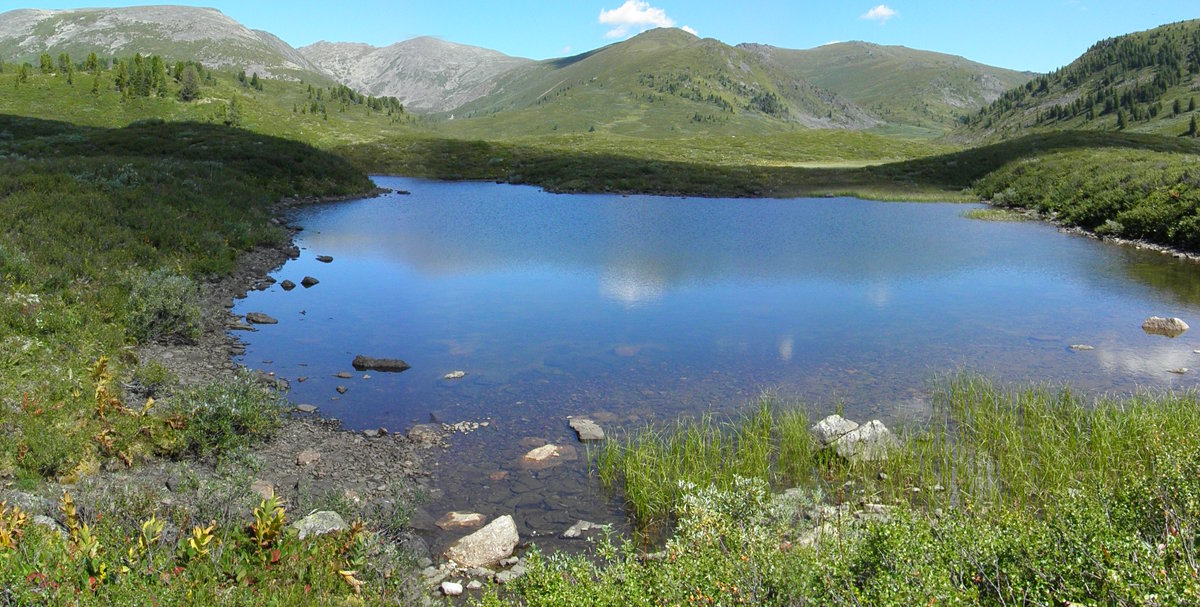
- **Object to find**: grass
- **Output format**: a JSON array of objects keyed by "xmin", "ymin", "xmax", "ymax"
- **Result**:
[
  {"xmin": 961, "ymin": 207, "xmax": 1029, "ymax": 221},
  {"xmin": 499, "ymin": 374, "xmax": 1200, "ymax": 605}
]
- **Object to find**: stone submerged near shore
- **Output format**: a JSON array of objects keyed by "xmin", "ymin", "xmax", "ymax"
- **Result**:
[
  {"xmin": 351, "ymin": 355, "xmax": 411, "ymax": 372},
  {"xmin": 1142, "ymin": 316, "xmax": 1189, "ymax": 337}
]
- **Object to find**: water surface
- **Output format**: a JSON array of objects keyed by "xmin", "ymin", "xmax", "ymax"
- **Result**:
[{"xmin": 233, "ymin": 176, "xmax": 1200, "ymax": 549}]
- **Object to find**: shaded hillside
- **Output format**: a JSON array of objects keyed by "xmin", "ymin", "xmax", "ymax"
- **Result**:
[
  {"xmin": 435, "ymin": 28, "xmax": 878, "ymax": 139},
  {"xmin": 743, "ymin": 41, "xmax": 1034, "ymax": 135},
  {"xmin": 964, "ymin": 19, "xmax": 1200, "ymax": 141},
  {"xmin": 0, "ymin": 6, "xmax": 329, "ymax": 81},
  {"xmin": 300, "ymin": 38, "xmax": 532, "ymax": 113}
]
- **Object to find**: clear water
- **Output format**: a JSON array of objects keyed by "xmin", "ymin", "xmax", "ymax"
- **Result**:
[{"xmin": 233, "ymin": 176, "xmax": 1200, "ymax": 548}]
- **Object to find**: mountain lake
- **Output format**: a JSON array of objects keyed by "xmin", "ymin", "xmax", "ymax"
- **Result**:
[{"xmin": 232, "ymin": 176, "xmax": 1200, "ymax": 552}]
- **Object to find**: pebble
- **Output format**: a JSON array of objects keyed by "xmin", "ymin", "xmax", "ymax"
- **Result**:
[
  {"xmin": 336, "ymin": 385, "xmax": 348, "ymax": 394},
  {"xmin": 335, "ymin": 372, "xmax": 354, "ymax": 379},
  {"xmin": 466, "ymin": 580, "xmax": 483, "ymax": 591},
  {"xmin": 296, "ymin": 449, "xmax": 321, "ymax": 467},
  {"xmin": 444, "ymin": 370, "xmax": 467, "ymax": 380},
  {"xmin": 295, "ymin": 404, "xmax": 318, "ymax": 414},
  {"xmin": 441, "ymin": 581, "xmax": 463, "ymax": 596}
]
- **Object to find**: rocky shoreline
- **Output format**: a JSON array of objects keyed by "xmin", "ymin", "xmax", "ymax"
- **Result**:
[{"xmin": 983, "ymin": 202, "xmax": 1200, "ymax": 263}]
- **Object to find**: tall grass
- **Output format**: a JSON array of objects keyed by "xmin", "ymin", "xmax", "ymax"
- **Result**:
[{"xmin": 600, "ymin": 373, "xmax": 1200, "ymax": 527}]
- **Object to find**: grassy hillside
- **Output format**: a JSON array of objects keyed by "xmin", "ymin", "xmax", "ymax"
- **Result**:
[
  {"xmin": 965, "ymin": 19, "xmax": 1200, "ymax": 141},
  {"xmin": 0, "ymin": 55, "xmax": 415, "ymax": 148},
  {"xmin": 433, "ymin": 28, "xmax": 877, "ymax": 139},
  {"xmin": 744, "ymin": 41, "xmax": 1034, "ymax": 135}
]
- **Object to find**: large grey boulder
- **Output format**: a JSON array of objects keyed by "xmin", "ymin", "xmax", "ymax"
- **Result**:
[
  {"xmin": 1142, "ymin": 316, "xmax": 1189, "ymax": 337},
  {"xmin": 291, "ymin": 511, "xmax": 348, "ymax": 540},
  {"xmin": 834, "ymin": 420, "xmax": 897, "ymax": 463},
  {"xmin": 810, "ymin": 414, "xmax": 859, "ymax": 446},
  {"xmin": 444, "ymin": 515, "xmax": 519, "ymax": 568}
]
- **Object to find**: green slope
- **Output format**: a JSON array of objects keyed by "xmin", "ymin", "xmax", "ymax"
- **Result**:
[
  {"xmin": 964, "ymin": 19, "xmax": 1200, "ymax": 141},
  {"xmin": 743, "ymin": 41, "xmax": 1035, "ymax": 135},
  {"xmin": 432, "ymin": 28, "xmax": 878, "ymax": 139}
]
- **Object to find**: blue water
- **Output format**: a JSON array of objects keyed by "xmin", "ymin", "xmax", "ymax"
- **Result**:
[{"xmin": 233, "ymin": 176, "xmax": 1200, "ymax": 542}]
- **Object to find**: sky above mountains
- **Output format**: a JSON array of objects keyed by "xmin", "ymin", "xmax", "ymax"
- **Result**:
[{"xmin": 2, "ymin": 1, "xmax": 1196, "ymax": 72}]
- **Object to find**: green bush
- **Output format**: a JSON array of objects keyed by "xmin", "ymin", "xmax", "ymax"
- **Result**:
[
  {"xmin": 168, "ymin": 372, "xmax": 283, "ymax": 457},
  {"xmin": 126, "ymin": 268, "xmax": 202, "ymax": 343}
]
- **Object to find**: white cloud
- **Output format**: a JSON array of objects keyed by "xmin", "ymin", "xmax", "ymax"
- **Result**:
[
  {"xmin": 860, "ymin": 4, "xmax": 898, "ymax": 23},
  {"xmin": 681, "ymin": 25, "xmax": 698, "ymax": 36},
  {"xmin": 599, "ymin": 1, "xmax": 681, "ymax": 38},
  {"xmin": 560, "ymin": 45, "xmax": 573, "ymax": 54}
]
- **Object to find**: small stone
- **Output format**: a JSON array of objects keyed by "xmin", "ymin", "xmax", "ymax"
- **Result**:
[
  {"xmin": 316, "ymin": 255, "xmax": 334, "ymax": 263},
  {"xmin": 443, "ymin": 371, "xmax": 467, "ymax": 380},
  {"xmin": 363, "ymin": 429, "xmax": 380, "ymax": 438},
  {"xmin": 562, "ymin": 520, "xmax": 607, "ymax": 539},
  {"xmin": 441, "ymin": 581, "xmax": 463, "ymax": 596},
  {"xmin": 296, "ymin": 449, "xmax": 321, "ymax": 467},
  {"xmin": 297, "ymin": 376, "xmax": 309, "ymax": 383},
  {"xmin": 245, "ymin": 312, "xmax": 278, "ymax": 325},
  {"xmin": 568, "ymin": 417, "xmax": 605, "ymax": 442},
  {"xmin": 295, "ymin": 404, "xmax": 318, "ymax": 414},
  {"xmin": 498, "ymin": 557, "xmax": 519, "ymax": 567},
  {"xmin": 280, "ymin": 280, "xmax": 296, "ymax": 291},
  {"xmin": 335, "ymin": 372, "xmax": 354, "ymax": 379},
  {"xmin": 437, "ymin": 511, "xmax": 487, "ymax": 530},
  {"xmin": 1069, "ymin": 344, "xmax": 1095, "ymax": 351},
  {"xmin": 291, "ymin": 511, "xmax": 347, "ymax": 540},
  {"xmin": 32, "ymin": 515, "xmax": 67, "ymax": 540},
  {"xmin": 352, "ymin": 355, "xmax": 410, "ymax": 372},
  {"xmin": 249, "ymin": 479, "xmax": 274, "ymax": 500},
  {"xmin": 1169, "ymin": 367, "xmax": 1189, "ymax": 374},
  {"xmin": 466, "ymin": 580, "xmax": 483, "ymax": 591},
  {"xmin": 301, "ymin": 276, "xmax": 319, "ymax": 288},
  {"xmin": 520, "ymin": 443, "xmax": 578, "ymax": 469},
  {"xmin": 336, "ymin": 385, "xmax": 348, "ymax": 394}
]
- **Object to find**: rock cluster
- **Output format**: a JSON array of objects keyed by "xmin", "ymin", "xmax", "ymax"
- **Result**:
[{"xmin": 809, "ymin": 414, "xmax": 897, "ymax": 463}]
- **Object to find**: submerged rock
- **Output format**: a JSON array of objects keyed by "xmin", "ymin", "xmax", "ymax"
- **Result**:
[
  {"xmin": 1142, "ymin": 316, "xmax": 1189, "ymax": 337},
  {"xmin": 810, "ymin": 414, "xmax": 859, "ymax": 446},
  {"xmin": 520, "ymin": 444, "xmax": 578, "ymax": 470},
  {"xmin": 291, "ymin": 511, "xmax": 347, "ymax": 540},
  {"xmin": 1069, "ymin": 344, "xmax": 1095, "ymax": 351},
  {"xmin": 245, "ymin": 312, "xmax": 278, "ymax": 325},
  {"xmin": 352, "ymin": 355, "xmax": 411, "ymax": 372},
  {"xmin": 562, "ymin": 520, "xmax": 607, "ymax": 539},
  {"xmin": 300, "ymin": 276, "xmax": 320, "ymax": 288},
  {"xmin": 568, "ymin": 417, "xmax": 605, "ymax": 442},
  {"xmin": 834, "ymin": 420, "xmax": 897, "ymax": 463},
  {"xmin": 316, "ymin": 255, "xmax": 334, "ymax": 263},
  {"xmin": 443, "ymin": 370, "xmax": 467, "ymax": 380},
  {"xmin": 444, "ymin": 515, "xmax": 519, "ymax": 568},
  {"xmin": 280, "ymin": 279, "xmax": 296, "ymax": 291},
  {"xmin": 436, "ymin": 511, "xmax": 487, "ymax": 530}
]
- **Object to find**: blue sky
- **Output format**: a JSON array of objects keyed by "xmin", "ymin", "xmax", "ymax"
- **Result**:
[{"xmin": 3, "ymin": 1, "xmax": 1197, "ymax": 72}]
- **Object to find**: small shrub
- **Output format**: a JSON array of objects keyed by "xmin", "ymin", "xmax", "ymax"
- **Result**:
[
  {"xmin": 168, "ymin": 372, "xmax": 283, "ymax": 457},
  {"xmin": 126, "ymin": 268, "xmax": 202, "ymax": 343},
  {"xmin": 130, "ymin": 359, "xmax": 178, "ymax": 396}
]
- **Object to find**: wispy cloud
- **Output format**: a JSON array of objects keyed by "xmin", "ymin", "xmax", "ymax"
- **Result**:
[
  {"xmin": 681, "ymin": 25, "xmax": 698, "ymax": 36},
  {"xmin": 860, "ymin": 4, "xmax": 898, "ymax": 24},
  {"xmin": 599, "ymin": 1, "xmax": 693, "ymax": 38},
  {"xmin": 560, "ymin": 45, "xmax": 573, "ymax": 55}
]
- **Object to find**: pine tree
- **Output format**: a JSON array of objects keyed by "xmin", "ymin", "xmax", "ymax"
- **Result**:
[
  {"xmin": 178, "ymin": 65, "xmax": 201, "ymax": 102},
  {"xmin": 1175, "ymin": 99, "xmax": 1183, "ymax": 116},
  {"xmin": 1190, "ymin": 115, "xmax": 1199, "ymax": 137},
  {"xmin": 1192, "ymin": 97, "xmax": 1197, "ymax": 112},
  {"xmin": 1117, "ymin": 109, "xmax": 1128, "ymax": 129},
  {"xmin": 91, "ymin": 73, "xmax": 100, "ymax": 96},
  {"xmin": 0, "ymin": 57, "xmax": 4, "ymax": 74},
  {"xmin": 86, "ymin": 52, "xmax": 99, "ymax": 74},
  {"xmin": 250, "ymin": 72, "xmax": 261, "ymax": 91},
  {"xmin": 39, "ymin": 53, "xmax": 54, "ymax": 74},
  {"xmin": 66, "ymin": 64, "xmax": 73, "ymax": 86},
  {"xmin": 57, "ymin": 52, "xmax": 70, "ymax": 74}
]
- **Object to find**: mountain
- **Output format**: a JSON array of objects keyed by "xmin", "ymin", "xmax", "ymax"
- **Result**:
[
  {"xmin": 741, "ymin": 41, "xmax": 1034, "ymax": 135},
  {"xmin": 0, "ymin": 6, "xmax": 327, "ymax": 81},
  {"xmin": 299, "ymin": 38, "xmax": 533, "ymax": 113},
  {"xmin": 963, "ymin": 19, "xmax": 1200, "ymax": 141},
  {"xmin": 436, "ymin": 28, "xmax": 880, "ymax": 138}
]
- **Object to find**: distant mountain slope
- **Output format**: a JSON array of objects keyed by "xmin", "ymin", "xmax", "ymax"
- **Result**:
[
  {"xmin": 742, "ymin": 41, "xmax": 1034, "ymax": 134},
  {"xmin": 439, "ymin": 28, "xmax": 879, "ymax": 138},
  {"xmin": 963, "ymin": 19, "xmax": 1200, "ymax": 141},
  {"xmin": 299, "ymin": 38, "xmax": 533, "ymax": 113},
  {"xmin": 0, "ymin": 6, "xmax": 327, "ymax": 81}
]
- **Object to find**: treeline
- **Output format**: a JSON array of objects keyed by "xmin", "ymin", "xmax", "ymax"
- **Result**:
[
  {"xmin": 971, "ymin": 20, "xmax": 1200, "ymax": 133},
  {"xmin": 297, "ymin": 83, "xmax": 403, "ymax": 119},
  {"xmin": 6, "ymin": 50, "xmax": 212, "ymax": 102}
]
